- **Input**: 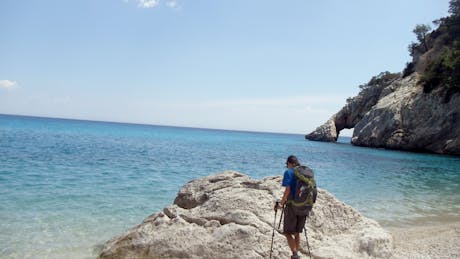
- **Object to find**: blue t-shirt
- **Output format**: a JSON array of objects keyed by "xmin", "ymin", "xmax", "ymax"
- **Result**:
[{"xmin": 282, "ymin": 168, "xmax": 297, "ymax": 200}]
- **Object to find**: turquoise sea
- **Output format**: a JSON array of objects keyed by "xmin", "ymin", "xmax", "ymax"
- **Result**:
[{"xmin": 1, "ymin": 114, "xmax": 459, "ymax": 258}]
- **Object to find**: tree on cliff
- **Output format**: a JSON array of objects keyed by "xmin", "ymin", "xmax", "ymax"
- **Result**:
[
  {"xmin": 400, "ymin": 0, "xmax": 460, "ymax": 95},
  {"xmin": 405, "ymin": 24, "xmax": 432, "ymax": 77},
  {"xmin": 449, "ymin": 0, "xmax": 460, "ymax": 16},
  {"xmin": 413, "ymin": 24, "xmax": 432, "ymax": 52},
  {"xmin": 358, "ymin": 71, "xmax": 400, "ymax": 91}
]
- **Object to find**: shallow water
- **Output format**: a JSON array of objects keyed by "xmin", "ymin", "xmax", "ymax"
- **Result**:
[{"xmin": 1, "ymin": 114, "xmax": 459, "ymax": 258}]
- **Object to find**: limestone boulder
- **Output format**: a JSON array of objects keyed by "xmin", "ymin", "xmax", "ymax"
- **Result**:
[
  {"xmin": 99, "ymin": 171, "xmax": 393, "ymax": 259},
  {"xmin": 305, "ymin": 118, "xmax": 338, "ymax": 142}
]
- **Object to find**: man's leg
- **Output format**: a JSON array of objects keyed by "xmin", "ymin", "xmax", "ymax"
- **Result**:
[
  {"xmin": 294, "ymin": 214, "xmax": 307, "ymax": 252},
  {"xmin": 285, "ymin": 234, "xmax": 297, "ymax": 252},
  {"xmin": 284, "ymin": 205, "xmax": 300, "ymax": 257},
  {"xmin": 294, "ymin": 233, "xmax": 300, "ymax": 251},
  {"xmin": 286, "ymin": 233, "xmax": 301, "ymax": 259}
]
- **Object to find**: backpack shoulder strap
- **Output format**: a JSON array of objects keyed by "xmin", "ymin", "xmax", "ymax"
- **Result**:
[{"xmin": 294, "ymin": 165, "xmax": 314, "ymax": 181}]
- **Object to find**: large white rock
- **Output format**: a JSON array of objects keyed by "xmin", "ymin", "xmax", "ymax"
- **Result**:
[{"xmin": 99, "ymin": 171, "xmax": 393, "ymax": 258}]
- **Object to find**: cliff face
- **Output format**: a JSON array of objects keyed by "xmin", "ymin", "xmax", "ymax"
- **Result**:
[
  {"xmin": 306, "ymin": 73, "xmax": 460, "ymax": 155},
  {"xmin": 307, "ymin": 10, "xmax": 460, "ymax": 155},
  {"xmin": 305, "ymin": 73, "xmax": 398, "ymax": 142},
  {"xmin": 352, "ymin": 74, "xmax": 460, "ymax": 154},
  {"xmin": 99, "ymin": 171, "xmax": 393, "ymax": 259}
]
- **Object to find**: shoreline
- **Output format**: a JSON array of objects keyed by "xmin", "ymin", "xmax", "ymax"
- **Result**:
[{"xmin": 382, "ymin": 217, "xmax": 460, "ymax": 258}]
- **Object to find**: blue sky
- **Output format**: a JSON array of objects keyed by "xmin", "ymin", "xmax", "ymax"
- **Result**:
[{"xmin": 0, "ymin": 0, "xmax": 451, "ymax": 134}]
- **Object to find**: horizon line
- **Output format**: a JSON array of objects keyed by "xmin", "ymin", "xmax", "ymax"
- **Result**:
[{"xmin": 1, "ymin": 112, "xmax": 344, "ymax": 137}]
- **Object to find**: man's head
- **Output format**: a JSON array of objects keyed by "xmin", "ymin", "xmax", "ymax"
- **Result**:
[{"xmin": 286, "ymin": 155, "xmax": 300, "ymax": 168}]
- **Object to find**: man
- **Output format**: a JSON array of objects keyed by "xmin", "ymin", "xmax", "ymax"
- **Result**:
[{"xmin": 276, "ymin": 155, "xmax": 307, "ymax": 259}]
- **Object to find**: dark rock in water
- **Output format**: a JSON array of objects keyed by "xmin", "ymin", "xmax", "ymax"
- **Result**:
[{"xmin": 99, "ymin": 171, "xmax": 393, "ymax": 259}]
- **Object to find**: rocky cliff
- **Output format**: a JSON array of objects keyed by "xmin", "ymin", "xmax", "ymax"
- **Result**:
[
  {"xmin": 305, "ymin": 72, "xmax": 460, "ymax": 155},
  {"xmin": 99, "ymin": 171, "xmax": 393, "ymax": 258},
  {"xmin": 305, "ymin": 72, "xmax": 401, "ymax": 143},
  {"xmin": 306, "ymin": 7, "xmax": 460, "ymax": 155}
]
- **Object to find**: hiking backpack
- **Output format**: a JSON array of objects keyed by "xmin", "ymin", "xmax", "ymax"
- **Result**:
[{"xmin": 289, "ymin": 165, "xmax": 317, "ymax": 216}]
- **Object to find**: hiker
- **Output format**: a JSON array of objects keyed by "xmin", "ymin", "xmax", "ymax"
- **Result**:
[{"xmin": 276, "ymin": 155, "xmax": 310, "ymax": 259}]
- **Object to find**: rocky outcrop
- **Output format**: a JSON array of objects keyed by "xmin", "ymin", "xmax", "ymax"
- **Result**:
[
  {"xmin": 352, "ymin": 75, "xmax": 460, "ymax": 154},
  {"xmin": 306, "ymin": 14, "xmax": 460, "ymax": 155},
  {"xmin": 306, "ymin": 74, "xmax": 396, "ymax": 142},
  {"xmin": 99, "ymin": 171, "xmax": 393, "ymax": 258},
  {"xmin": 306, "ymin": 73, "xmax": 460, "ymax": 155}
]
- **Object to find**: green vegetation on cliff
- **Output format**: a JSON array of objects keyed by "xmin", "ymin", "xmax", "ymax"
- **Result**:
[
  {"xmin": 407, "ymin": 0, "xmax": 460, "ymax": 96},
  {"xmin": 360, "ymin": 71, "xmax": 401, "ymax": 90},
  {"xmin": 347, "ymin": 1, "xmax": 460, "ymax": 104},
  {"xmin": 421, "ymin": 42, "xmax": 460, "ymax": 94}
]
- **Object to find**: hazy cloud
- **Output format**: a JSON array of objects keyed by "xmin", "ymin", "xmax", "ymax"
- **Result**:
[
  {"xmin": 166, "ymin": 0, "xmax": 177, "ymax": 8},
  {"xmin": 0, "ymin": 80, "xmax": 18, "ymax": 90},
  {"xmin": 133, "ymin": 95, "xmax": 344, "ymax": 133},
  {"xmin": 199, "ymin": 95, "xmax": 345, "ymax": 111},
  {"xmin": 127, "ymin": 0, "xmax": 179, "ymax": 9},
  {"xmin": 138, "ymin": 0, "xmax": 159, "ymax": 8}
]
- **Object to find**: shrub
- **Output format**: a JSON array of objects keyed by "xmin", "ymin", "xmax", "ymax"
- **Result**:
[
  {"xmin": 403, "ymin": 62, "xmax": 415, "ymax": 77},
  {"xmin": 367, "ymin": 71, "xmax": 400, "ymax": 86},
  {"xmin": 420, "ymin": 44, "xmax": 460, "ymax": 94}
]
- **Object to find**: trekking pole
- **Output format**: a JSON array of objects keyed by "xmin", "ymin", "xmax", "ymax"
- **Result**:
[
  {"xmin": 270, "ymin": 200, "xmax": 280, "ymax": 259},
  {"xmin": 304, "ymin": 227, "xmax": 312, "ymax": 259},
  {"xmin": 277, "ymin": 204, "xmax": 284, "ymax": 230}
]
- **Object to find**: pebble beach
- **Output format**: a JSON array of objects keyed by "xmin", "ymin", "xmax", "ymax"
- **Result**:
[{"xmin": 389, "ymin": 220, "xmax": 460, "ymax": 258}]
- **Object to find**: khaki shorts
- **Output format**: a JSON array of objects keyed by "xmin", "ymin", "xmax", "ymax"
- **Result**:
[{"xmin": 283, "ymin": 204, "xmax": 308, "ymax": 234}]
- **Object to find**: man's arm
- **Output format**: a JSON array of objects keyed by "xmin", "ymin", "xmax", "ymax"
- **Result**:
[{"xmin": 281, "ymin": 186, "xmax": 291, "ymax": 207}]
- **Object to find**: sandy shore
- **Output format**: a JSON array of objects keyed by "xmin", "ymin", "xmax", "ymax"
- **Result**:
[{"xmin": 386, "ymin": 220, "xmax": 460, "ymax": 258}]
